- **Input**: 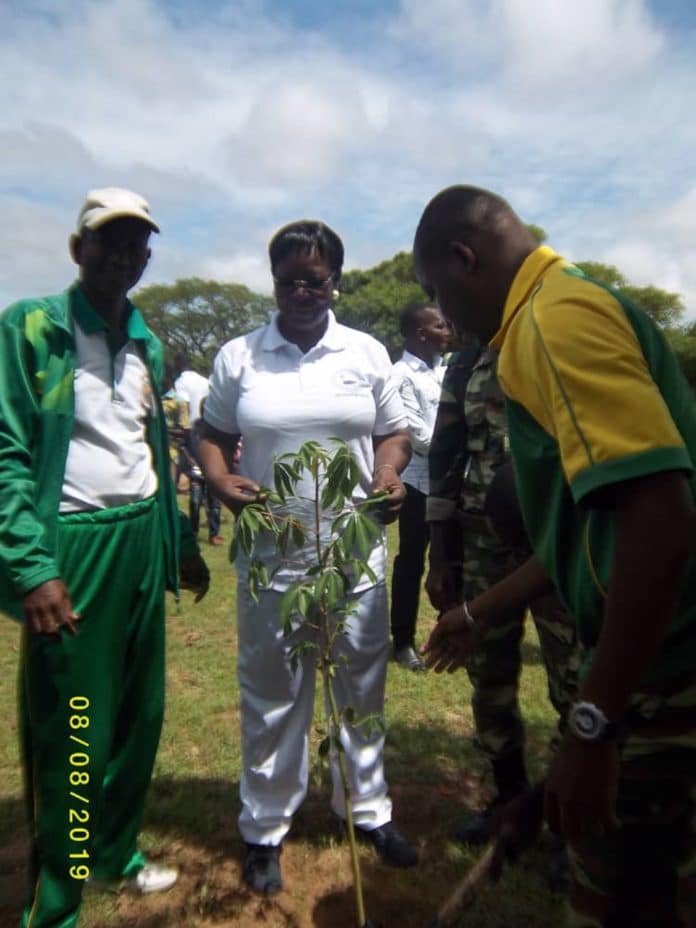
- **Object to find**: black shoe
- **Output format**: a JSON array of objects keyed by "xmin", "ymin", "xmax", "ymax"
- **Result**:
[
  {"xmin": 454, "ymin": 779, "xmax": 532, "ymax": 846},
  {"xmin": 242, "ymin": 843, "xmax": 283, "ymax": 895},
  {"xmin": 454, "ymin": 750, "xmax": 530, "ymax": 846},
  {"xmin": 355, "ymin": 823, "xmax": 419, "ymax": 868},
  {"xmin": 453, "ymin": 804, "xmax": 498, "ymax": 846},
  {"xmin": 393, "ymin": 645, "xmax": 426, "ymax": 672}
]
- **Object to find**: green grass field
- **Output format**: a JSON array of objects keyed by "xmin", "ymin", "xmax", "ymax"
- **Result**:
[{"xmin": 0, "ymin": 522, "xmax": 564, "ymax": 928}]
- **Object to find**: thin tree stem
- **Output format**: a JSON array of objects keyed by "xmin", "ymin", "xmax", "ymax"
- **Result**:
[
  {"xmin": 322, "ymin": 654, "xmax": 366, "ymax": 928},
  {"xmin": 314, "ymin": 468, "xmax": 365, "ymax": 928}
]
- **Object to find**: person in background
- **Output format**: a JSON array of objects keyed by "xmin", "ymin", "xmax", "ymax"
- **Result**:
[
  {"xmin": 162, "ymin": 372, "xmax": 190, "ymax": 489},
  {"xmin": 416, "ymin": 184, "xmax": 696, "ymax": 928},
  {"xmin": 198, "ymin": 219, "xmax": 418, "ymax": 897},
  {"xmin": 0, "ymin": 187, "xmax": 209, "ymax": 928},
  {"xmin": 389, "ymin": 302, "xmax": 450, "ymax": 671},
  {"xmin": 185, "ymin": 398, "xmax": 224, "ymax": 545},
  {"xmin": 173, "ymin": 353, "xmax": 210, "ymax": 429}
]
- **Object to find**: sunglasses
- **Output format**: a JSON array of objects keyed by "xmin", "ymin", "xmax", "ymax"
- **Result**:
[{"xmin": 273, "ymin": 273, "xmax": 334, "ymax": 293}]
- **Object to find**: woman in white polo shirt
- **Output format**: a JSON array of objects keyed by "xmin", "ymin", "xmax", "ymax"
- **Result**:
[{"xmin": 199, "ymin": 221, "xmax": 417, "ymax": 895}]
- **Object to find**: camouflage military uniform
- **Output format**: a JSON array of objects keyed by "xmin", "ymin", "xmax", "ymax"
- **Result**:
[
  {"xmin": 565, "ymin": 668, "xmax": 696, "ymax": 927},
  {"xmin": 428, "ymin": 346, "xmax": 579, "ymax": 770}
]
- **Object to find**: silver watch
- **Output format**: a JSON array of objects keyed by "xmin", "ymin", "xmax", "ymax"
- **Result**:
[{"xmin": 568, "ymin": 701, "xmax": 623, "ymax": 742}]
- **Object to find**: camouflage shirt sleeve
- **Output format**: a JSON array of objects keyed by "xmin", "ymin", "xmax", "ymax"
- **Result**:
[{"xmin": 427, "ymin": 350, "xmax": 476, "ymax": 522}]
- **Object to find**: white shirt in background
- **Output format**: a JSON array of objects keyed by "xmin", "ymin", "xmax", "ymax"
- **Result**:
[
  {"xmin": 175, "ymin": 369, "xmax": 210, "ymax": 422},
  {"xmin": 391, "ymin": 349, "xmax": 445, "ymax": 494}
]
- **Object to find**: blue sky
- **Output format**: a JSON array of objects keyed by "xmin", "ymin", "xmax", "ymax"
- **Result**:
[{"xmin": 2, "ymin": 0, "xmax": 695, "ymax": 316}]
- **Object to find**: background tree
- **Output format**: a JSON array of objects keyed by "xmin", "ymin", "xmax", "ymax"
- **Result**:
[
  {"xmin": 337, "ymin": 226, "xmax": 550, "ymax": 359},
  {"xmin": 666, "ymin": 325, "xmax": 696, "ymax": 388},
  {"xmin": 575, "ymin": 262, "xmax": 685, "ymax": 329},
  {"xmin": 134, "ymin": 278, "xmax": 274, "ymax": 373},
  {"xmin": 337, "ymin": 252, "xmax": 424, "ymax": 359},
  {"xmin": 133, "ymin": 248, "xmax": 694, "ymax": 390}
]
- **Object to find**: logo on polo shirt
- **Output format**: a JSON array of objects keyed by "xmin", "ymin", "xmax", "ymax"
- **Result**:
[
  {"xmin": 141, "ymin": 372, "xmax": 154, "ymax": 412},
  {"xmin": 333, "ymin": 369, "xmax": 371, "ymax": 393}
]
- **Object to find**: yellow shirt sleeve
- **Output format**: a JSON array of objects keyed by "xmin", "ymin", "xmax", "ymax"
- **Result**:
[{"xmin": 504, "ymin": 280, "xmax": 689, "ymax": 502}]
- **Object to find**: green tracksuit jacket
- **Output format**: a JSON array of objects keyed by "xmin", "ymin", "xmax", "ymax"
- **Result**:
[{"xmin": 0, "ymin": 282, "xmax": 196, "ymax": 620}]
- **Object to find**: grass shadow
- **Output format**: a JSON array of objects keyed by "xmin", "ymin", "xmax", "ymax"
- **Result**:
[
  {"xmin": 0, "ymin": 795, "xmax": 28, "ymax": 924},
  {"xmin": 1, "ymin": 716, "xmax": 561, "ymax": 928}
]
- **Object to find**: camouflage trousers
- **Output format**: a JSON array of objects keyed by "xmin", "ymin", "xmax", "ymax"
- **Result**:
[
  {"xmin": 567, "ymin": 674, "xmax": 696, "ymax": 928},
  {"xmin": 461, "ymin": 537, "xmax": 579, "ymax": 763}
]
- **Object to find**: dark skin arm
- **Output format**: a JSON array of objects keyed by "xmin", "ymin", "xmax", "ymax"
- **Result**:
[
  {"xmin": 197, "ymin": 422, "xmax": 265, "ymax": 515},
  {"xmin": 422, "ymin": 554, "xmax": 553, "ymax": 671},
  {"xmin": 545, "ymin": 469, "xmax": 694, "ymax": 843},
  {"xmin": 425, "ymin": 520, "xmax": 463, "ymax": 612},
  {"xmin": 179, "ymin": 556, "xmax": 210, "ymax": 602},
  {"xmin": 23, "ymin": 579, "xmax": 80, "ymax": 636},
  {"xmin": 371, "ymin": 430, "xmax": 411, "ymax": 523}
]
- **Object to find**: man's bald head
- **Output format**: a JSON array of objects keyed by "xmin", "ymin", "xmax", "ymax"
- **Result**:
[
  {"xmin": 414, "ymin": 186, "xmax": 517, "ymax": 266},
  {"xmin": 413, "ymin": 185, "xmax": 539, "ymax": 343}
]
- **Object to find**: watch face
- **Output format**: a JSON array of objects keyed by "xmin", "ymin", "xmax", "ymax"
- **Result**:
[{"xmin": 572, "ymin": 705, "xmax": 602, "ymax": 740}]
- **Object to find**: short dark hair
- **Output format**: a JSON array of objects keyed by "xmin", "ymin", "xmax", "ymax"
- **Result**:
[
  {"xmin": 268, "ymin": 220, "xmax": 344, "ymax": 279},
  {"xmin": 414, "ymin": 185, "xmax": 513, "ymax": 266},
  {"xmin": 399, "ymin": 301, "xmax": 435, "ymax": 338}
]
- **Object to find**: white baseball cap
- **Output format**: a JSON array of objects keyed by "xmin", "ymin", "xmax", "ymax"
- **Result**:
[{"xmin": 76, "ymin": 187, "xmax": 160, "ymax": 234}]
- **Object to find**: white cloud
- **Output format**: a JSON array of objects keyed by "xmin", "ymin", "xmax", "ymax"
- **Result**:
[
  {"xmin": 200, "ymin": 253, "xmax": 272, "ymax": 295},
  {"xmin": 0, "ymin": 0, "xmax": 694, "ymax": 325},
  {"xmin": 597, "ymin": 188, "xmax": 696, "ymax": 316},
  {"xmin": 391, "ymin": 0, "xmax": 663, "ymax": 91},
  {"xmin": 0, "ymin": 195, "xmax": 76, "ymax": 297}
]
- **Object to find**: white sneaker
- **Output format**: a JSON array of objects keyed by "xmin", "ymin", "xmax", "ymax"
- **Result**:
[{"xmin": 126, "ymin": 863, "xmax": 179, "ymax": 894}]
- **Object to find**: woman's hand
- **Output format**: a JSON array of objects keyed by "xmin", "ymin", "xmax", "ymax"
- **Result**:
[
  {"xmin": 370, "ymin": 464, "xmax": 406, "ymax": 524},
  {"xmin": 216, "ymin": 474, "xmax": 267, "ymax": 516}
]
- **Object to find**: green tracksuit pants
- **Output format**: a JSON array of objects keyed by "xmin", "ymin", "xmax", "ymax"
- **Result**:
[{"xmin": 18, "ymin": 497, "xmax": 166, "ymax": 928}]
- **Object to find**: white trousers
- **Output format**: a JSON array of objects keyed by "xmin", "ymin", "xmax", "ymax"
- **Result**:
[{"xmin": 236, "ymin": 581, "xmax": 393, "ymax": 845}]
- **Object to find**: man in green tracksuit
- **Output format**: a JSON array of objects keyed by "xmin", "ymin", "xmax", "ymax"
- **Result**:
[{"xmin": 0, "ymin": 187, "xmax": 209, "ymax": 928}]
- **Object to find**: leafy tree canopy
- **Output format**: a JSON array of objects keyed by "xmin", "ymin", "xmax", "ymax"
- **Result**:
[
  {"xmin": 337, "ymin": 252, "xmax": 424, "ymax": 358},
  {"xmin": 576, "ymin": 263, "xmax": 685, "ymax": 329},
  {"xmin": 133, "ymin": 278, "xmax": 274, "ymax": 375},
  {"xmin": 134, "ymin": 244, "xmax": 693, "ymax": 386}
]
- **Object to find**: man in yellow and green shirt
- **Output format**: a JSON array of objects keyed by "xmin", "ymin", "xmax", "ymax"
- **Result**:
[{"xmin": 415, "ymin": 185, "xmax": 696, "ymax": 927}]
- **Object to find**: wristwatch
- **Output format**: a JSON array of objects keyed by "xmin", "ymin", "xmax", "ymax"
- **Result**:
[{"xmin": 568, "ymin": 701, "xmax": 624, "ymax": 742}]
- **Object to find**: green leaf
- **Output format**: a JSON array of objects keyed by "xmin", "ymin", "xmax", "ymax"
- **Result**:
[
  {"xmin": 248, "ymin": 563, "xmax": 261, "ymax": 603},
  {"xmin": 277, "ymin": 519, "xmax": 292, "ymax": 554},
  {"xmin": 352, "ymin": 515, "xmax": 372, "ymax": 558},
  {"xmin": 273, "ymin": 461, "xmax": 295, "ymax": 501},
  {"xmin": 290, "ymin": 518, "xmax": 305, "ymax": 549},
  {"xmin": 315, "ymin": 569, "xmax": 343, "ymax": 611},
  {"xmin": 297, "ymin": 587, "xmax": 313, "ymax": 619},
  {"xmin": 361, "ymin": 562, "xmax": 378, "ymax": 586},
  {"xmin": 356, "ymin": 493, "xmax": 388, "ymax": 514},
  {"xmin": 279, "ymin": 585, "xmax": 301, "ymax": 627}
]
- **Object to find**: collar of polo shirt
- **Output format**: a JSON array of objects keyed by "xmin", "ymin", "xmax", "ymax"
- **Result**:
[
  {"xmin": 71, "ymin": 284, "xmax": 149, "ymax": 341},
  {"xmin": 262, "ymin": 309, "xmax": 345, "ymax": 353}
]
